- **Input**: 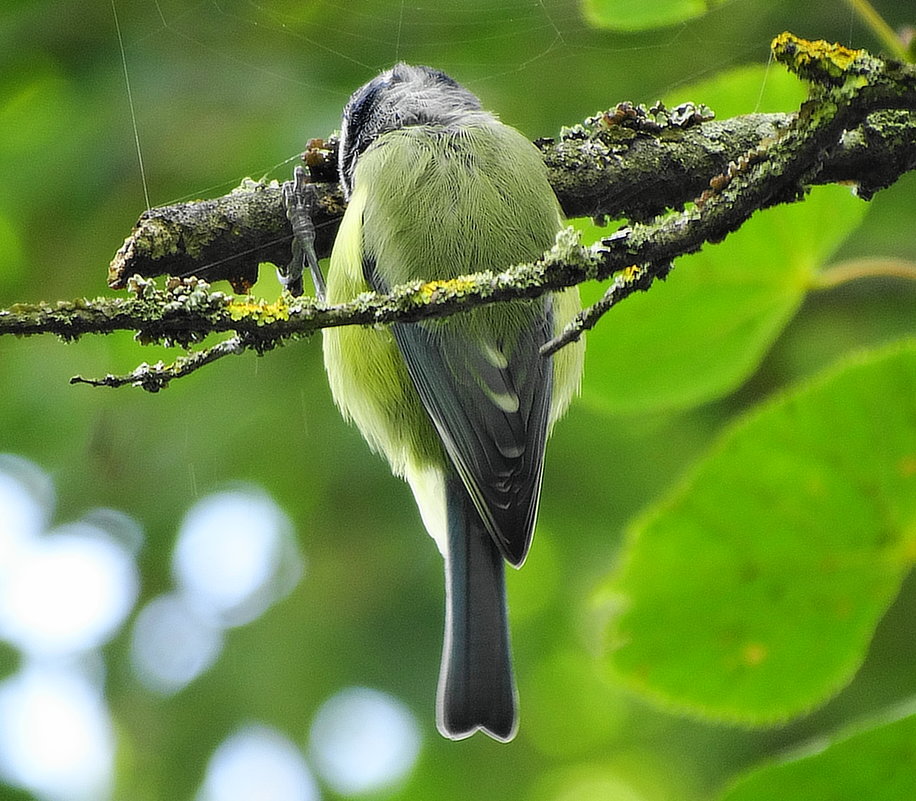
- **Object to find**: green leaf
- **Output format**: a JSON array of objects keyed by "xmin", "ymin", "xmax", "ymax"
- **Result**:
[
  {"xmin": 719, "ymin": 709, "xmax": 916, "ymax": 801},
  {"xmin": 596, "ymin": 341, "xmax": 916, "ymax": 724},
  {"xmin": 581, "ymin": 185, "xmax": 866, "ymax": 414},
  {"xmin": 579, "ymin": 66, "xmax": 865, "ymax": 415},
  {"xmin": 582, "ymin": 0, "xmax": 726, "ymax": 32}
]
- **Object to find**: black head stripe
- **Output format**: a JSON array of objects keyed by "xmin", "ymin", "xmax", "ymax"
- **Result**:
[
  {"xmin": 338, "ymin": 64, "xmax": 484, "ymax": 197},
  {"xmin": 339, "ymin": 76, "xmax": 390, "ymax": 196}
]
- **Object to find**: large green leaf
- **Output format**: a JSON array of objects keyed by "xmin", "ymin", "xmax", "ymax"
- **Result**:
[
  {"xmin": 581, "ymin": 186, "xmax": 865, "ymax": 415},
  {"xmin": 579, "ymin": 67, "xmax": 866, "ymax": 415},
  {"xmin": 582, "ymin": 0, "xmax": 727, "ymax": 32},
  {"xmin": 596, "ymin": 341, "xmax": 916, "ymax": 723},
  {"xmin": 719, "ymin": 710, "xmax": 916, "ymax": 801}
]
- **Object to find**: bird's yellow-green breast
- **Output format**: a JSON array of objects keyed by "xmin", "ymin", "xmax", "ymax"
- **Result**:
[{"xmin": 322, "ymin": 119, "xmax": 583, "ymax": 517}]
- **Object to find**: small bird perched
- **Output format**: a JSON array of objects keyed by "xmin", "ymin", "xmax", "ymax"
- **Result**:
[{"xmin": 303, "ymin": 63, "xmax": 583, "ymax": 741}]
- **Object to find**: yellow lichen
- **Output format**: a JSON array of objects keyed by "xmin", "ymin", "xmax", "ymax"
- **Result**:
[
  {"xmin": 227, "ymin": 297, "xmax": 291, "ymax": 324},
  {"xmin": 771, "ymin": 32, "xmax": 866, "ymax": 81},
  {"xmin": 417, "ymin": 278, "xmax": 476, "ymax": 302}
]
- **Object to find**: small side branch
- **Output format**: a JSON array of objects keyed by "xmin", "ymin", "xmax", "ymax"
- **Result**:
[
  {"xmin": 70, "ymin": 334, "xmax": 250, "ymax": 392},
  {"xmin": 542, "ymin": 255, "xmax": 671, "ymax": 356}
]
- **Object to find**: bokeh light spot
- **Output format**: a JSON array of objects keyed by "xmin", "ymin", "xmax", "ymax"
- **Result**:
[
  {"xmin": 0, "ymin": 663, "xmax": 113, "ymax": 801},
  {"xmin": 308, "ymin": 687, "xmax": 421, "ymax": 796},
  {"xmin": 130, "ymin": 592, "xmax": 223, "ymax": 695},
  {"xmin": 0, "ymin": 523, "xmax": 139, "ymax": 656},
  {"xmin": 0, "ymin": 454, "xmax": 54, "ymax": 573},
  {"xmin": 173, "ymin": 487, "xmax": 302, "ymax": 627},
  {"xmin": 196, "ymin": 724, "xmax": 319, "ymax": 801}
]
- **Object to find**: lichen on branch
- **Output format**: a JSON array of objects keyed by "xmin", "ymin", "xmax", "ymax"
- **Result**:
[{"xmin": 2, "ymin": 32, "xmax": 915, "ymax": 391}]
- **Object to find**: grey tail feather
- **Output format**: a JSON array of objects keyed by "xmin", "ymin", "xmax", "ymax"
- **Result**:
[{"xmin": 437, "ymin": 473, "xmax": 517, "ymax": 742}]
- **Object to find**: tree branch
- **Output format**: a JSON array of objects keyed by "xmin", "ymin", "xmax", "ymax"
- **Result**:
[
  {"xmin": 2, "ymin": 33, "xmax": 915, "ymax": 390},
  {"xmin": 107, "ymin": 86, "xmax": 916, "ymax": 291}
]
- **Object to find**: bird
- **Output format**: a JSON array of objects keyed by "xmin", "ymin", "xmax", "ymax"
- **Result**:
[{"xmin": 315, "ymin": 63, "xmax": 583, "ymax": 741}]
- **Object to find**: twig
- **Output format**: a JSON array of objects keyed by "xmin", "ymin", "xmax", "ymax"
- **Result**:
[
  {"xmin": 542, "ymin": 254, "xmax": 671, "ymax": 356},
  {"xmin": 813, "ymin": 257, "xmax": 916, "ymax": 288},
  {"xmin": 841, "ymin": 0, "xmax": 910, "ymax": 62},
  {"xmin": 70, "ymin": 334, "xmax": 250, "ymax": 392}
]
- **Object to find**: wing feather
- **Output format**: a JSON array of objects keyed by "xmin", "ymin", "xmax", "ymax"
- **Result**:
[{"xmin": 358, "ymin": 124, "xmax": 560, "ymax": 565}]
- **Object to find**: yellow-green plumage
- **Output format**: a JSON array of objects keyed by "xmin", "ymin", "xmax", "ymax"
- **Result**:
[
  {"xmin": 325, "ymin": 124, "xmax": 582, "ymax": 542},
  {"xmin": 322, "ymin": 64, "xmax": 583, "ymax": 741}
]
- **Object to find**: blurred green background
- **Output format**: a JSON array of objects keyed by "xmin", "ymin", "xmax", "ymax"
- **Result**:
[{"xmin": 1, "ymin": 1, "xmax": 915, "ymax": 800}]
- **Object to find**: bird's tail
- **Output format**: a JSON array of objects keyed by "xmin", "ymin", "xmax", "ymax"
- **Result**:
[{"xmin": 437, "ymin": 474, "xmax": 516, "ymax": 741}]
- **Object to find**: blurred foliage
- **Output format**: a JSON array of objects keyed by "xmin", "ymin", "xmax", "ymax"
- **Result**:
[
  {"xmin": 719, "ymin": 706, "xmax": 916, "ymax": 801},
  {"xmin": 584, "ymin": 0, "xmax": 731, "ymax": 32},
  {"xmin": 1, "ymin": 0, "xmax": 915, "ymax": 800},
  {"xmin": 577, "ymin": 179, "xmax": 868, "ymax": 414}
]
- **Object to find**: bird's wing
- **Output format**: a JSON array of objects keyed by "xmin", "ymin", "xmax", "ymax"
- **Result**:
[
  {"xmin": 357, "ymin": 125, "xmax": 559, "ymax": 565},
  {"xmin": 368, "ymin": 252, "xmax": 552, "ymax": 565}
]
